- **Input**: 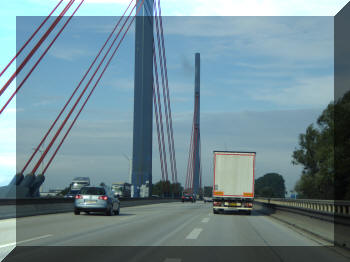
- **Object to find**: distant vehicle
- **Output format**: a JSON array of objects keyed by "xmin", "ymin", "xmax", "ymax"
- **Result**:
[
  {"xmin": 203, "ymin": 197, "xmax": 213, "ymax": 202},
  {"xmin": 111, "ymin": 182, "xmax": 131, "ymax": 198},
  {"xmin": 64, "ymin": 191, "xmax": 79, "ymax": 199},
  {"xmin": 182, "ymin": 193, "xmax": 196, "ymax": 203},
  {"xmin": 151, "ymin": 195, "xmax": 160, "ymax": 198},
  {"xmin": 212, "ymin": 151, "xmax": 256, "ymax": 215},
  {"xmin": 65, "ymin": 177, "xmax": 90, "ymax": 198},
  {"xmin": 74, "ymin": 186, "xmax": 120, "ymax": 216},
  {"xmin": 71, "ymin": 177, "xmax": 90, "ymax": 191}
]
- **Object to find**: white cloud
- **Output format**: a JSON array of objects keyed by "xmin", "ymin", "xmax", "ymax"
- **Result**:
[
  {"xmin": 163, "ymin": 0, "xmax": 347, "ymax": 16},
  {"xmin": 249, "ymin": 75, "xmax": 334, "ymax": 107},
  {"xmin": 49, "ymin": 46, "xmax": 90, "ymax": 61}
]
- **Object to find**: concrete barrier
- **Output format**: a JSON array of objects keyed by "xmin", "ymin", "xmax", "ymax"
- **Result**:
[
  {"xmin": 254, "ymin": 197, "xmax": 350, "ymax": 249},
  {"xmin": 255, "ymin": 197, "xmax": 350, "ymax": 219},
  {"xmin": 0, "ymin": 198, "xmax": 179, "ymax": 219}
]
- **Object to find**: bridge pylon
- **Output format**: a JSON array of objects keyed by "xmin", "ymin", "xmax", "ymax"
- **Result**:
[{"xmin": 131, "ymin": 0, "xmax": 154, "ymax": 198}]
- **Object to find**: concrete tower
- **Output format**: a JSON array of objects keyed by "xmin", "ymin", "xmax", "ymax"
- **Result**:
[
  {"xmin": 131, "ymin": 0, "xmax": 153, "ymax": 197},
  {"xmin": 192, "ymin": 53, "xmax": 200, "ymax": 195}
]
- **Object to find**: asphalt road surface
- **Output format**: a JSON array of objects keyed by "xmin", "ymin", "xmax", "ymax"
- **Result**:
[{"xmin": 2, "ymin": 202, "xmax": 349, "ymax": 262}]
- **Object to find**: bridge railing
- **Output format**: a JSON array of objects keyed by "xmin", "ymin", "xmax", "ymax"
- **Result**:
[{"xmin": 255, "ymin": 197, "xmax": 350, "ymax": 217}]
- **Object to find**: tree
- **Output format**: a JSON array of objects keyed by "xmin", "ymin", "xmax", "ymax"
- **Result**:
[
  {"xmin": 152, "ymin": 180, "xmax": 183, "ymax": 198},
  {"xmin": 203, "ymin": 186, "xmax": 213, "ymax": 197},
  {"xmin": 59, "ymin": 186, "xmax": 70, "ymax": 196},
  {"xmin": 292, "ymin": 103, "xmax": 334, "ymax": 199},
  {"xmin": 255, "ymin": 173, "xmax": 286, "ymax": 198},
  {"xmin": 334, "ymin": 91, "xmax": 350, "ymax": 200}
]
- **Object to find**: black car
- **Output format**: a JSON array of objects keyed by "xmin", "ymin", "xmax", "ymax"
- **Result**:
[
  {"xmin": 182, "ymin": 193, "xmax": 196, "ymax": 203},
  {"xmin": 64, "ymin": 190, "xmax": 79, "ymax": 199}
]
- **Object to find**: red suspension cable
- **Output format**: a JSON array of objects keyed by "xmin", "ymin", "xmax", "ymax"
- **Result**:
[
  {"xmin": 153, "ymin": 85, "xmax": 165, "ymax": 181},
  {"xmin": 0, "ymin": 0, "xmax": 63, "ymax": 82},
  {"xmin": 33, "ymin": 1, "xmax": 136, "ymax": 174},
  {"xmin": 0, "ymin": 0, "xmax": 83, "ymax": 115},
  {"xmin": 154, "ymin": 5, "xmax": 174, "ymax": 184},
  {"xmin": 157, "ymin": 0, "xmax": 178, "ymax": 183},
  {"xmin": 22, "ymin": 0, "xmax": 134, "ymax": 174},
  {"xmin": 0, "ymin": 0, "xmax": 74, "ymax": 100},
  {"xmin": 42, "ymin": 1, "xmax": 144, "ymax": 174},
  {"xmin": 153, "ymin": 47, "xmax": 169, "ymax": 182}
]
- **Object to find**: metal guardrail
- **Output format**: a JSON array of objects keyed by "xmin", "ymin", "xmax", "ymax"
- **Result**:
[
  {"xmin": 255, "ymin": 197, "xmax": 350, "ymax": 217},
  {"xmin": 0, "ymin": 197, "xmax": 181, "ymax": 219}
]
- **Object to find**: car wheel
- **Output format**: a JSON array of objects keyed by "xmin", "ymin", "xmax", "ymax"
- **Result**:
[
  {"xmin": 85, "ymin": 211, "xmax": 90, "ymax": 215},
  {"xmin": 213, "ymin": 209, "xmax": 218, "ymax": 214},
  {"xmin": 74, "ymin": 210, "xmax": 80, "ymax": 215},
  {"xmin": 114, "ymin": 207, "xmax": 120, "ymax": 215},
  {"xmin": 106, "ymin": 207, "xmax": 113, "ymax": 216}
]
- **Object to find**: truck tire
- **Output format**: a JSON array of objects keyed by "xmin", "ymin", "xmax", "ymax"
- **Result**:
[{"xmin": 74, "ymin": 210, "xmax": 80, "ymax": 215}]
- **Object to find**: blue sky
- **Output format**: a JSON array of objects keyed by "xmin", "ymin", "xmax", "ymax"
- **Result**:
[{"xmin": 0, "ymin": 0, "xmax": 348, "ymax": 193}]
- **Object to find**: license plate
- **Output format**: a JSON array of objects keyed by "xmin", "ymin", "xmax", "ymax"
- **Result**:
[
  {"xmin": 85, "ymin": 201, "xmax": 96, "ymax": 204},
  {"xmin": 229, "ymin": 203, "xmax": 241, "ymax": 207}
]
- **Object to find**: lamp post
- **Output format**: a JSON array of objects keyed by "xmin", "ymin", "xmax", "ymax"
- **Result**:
[{"xmin": 122, "ymin": 154, "xmax": 132, "ymax": 184}]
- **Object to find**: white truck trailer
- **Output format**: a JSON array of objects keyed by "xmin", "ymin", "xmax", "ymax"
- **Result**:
[{"xmin": 212, "ymin": 151, "xmax": 256, "ymax": 214}]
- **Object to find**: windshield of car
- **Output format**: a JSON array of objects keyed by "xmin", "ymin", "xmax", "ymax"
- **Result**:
[{"xmin": 80, "ymin": 187, "xmax": 105, "ymax": 195}]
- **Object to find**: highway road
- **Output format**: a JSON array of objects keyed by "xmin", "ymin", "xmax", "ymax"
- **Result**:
[{"xmin": 1, "ymin": 201, "xmax": 349, "ymax": 262}]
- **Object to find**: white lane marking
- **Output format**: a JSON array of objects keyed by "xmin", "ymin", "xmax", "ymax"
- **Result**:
[
  {"xmin": 164, "ymin": 259, "xmax": 181, "ymax": 262},
  {"xmin": 0, "ymin": 234, "xmax": 52, "ymax": 248},
  {"xmin": 186, "ymin": 228, "xmax": 202, "ymax": 240},
  {"xmin": 201, "ymin": 217, "xmax": 210, "ymax": 223}
]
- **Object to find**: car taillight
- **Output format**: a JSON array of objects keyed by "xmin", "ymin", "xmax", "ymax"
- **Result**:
[
  {"xmin": 98, "ymin": 196, "xmax": 108, "ymax": 201},
  {"xmin": 75, "ymin": 195, "xmax": 82, "ymax": 199},
  {"xmin": 190, "ymin": 196, "xmax": 192, "ymax": 199},
  {"xmin": 245, "ymin": 203, "xmax": 253, "ymax": 207},
  {"xmin": 213, "ymin": 201, "xmax": 221, "ymax": 206}
]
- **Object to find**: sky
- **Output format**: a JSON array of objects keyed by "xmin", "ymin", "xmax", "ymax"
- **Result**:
[{"xmin": 0, "ymin": 0, "xmax": 348, "ymax": 193}]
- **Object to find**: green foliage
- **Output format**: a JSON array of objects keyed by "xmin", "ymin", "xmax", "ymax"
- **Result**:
[
  {"xmin": 152, "ymin": 180, "xmax": 183, "ymax": 197},
  {"xmin": 255, "ymin": 173, "xmax": 286, "ymax": 198},
  {"xmin": 292, "ymin": 102, "xmax": 335, "ymax": 199},
  {"xmin": 203, "ymin": 186, "xmax": 213, "ymax": 197},
  {"xmin": 334, "ymin": 91, "xmax": 350, "ymax": 200},
  {"xmin": 59, "ymin": 186, "xmax": 70, "ymax": 196}
]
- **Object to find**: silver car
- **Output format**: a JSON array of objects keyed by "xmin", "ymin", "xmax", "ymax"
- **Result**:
[{"xmin": 74, "ymin": 186, "xmax": 120, "ymax": 216}]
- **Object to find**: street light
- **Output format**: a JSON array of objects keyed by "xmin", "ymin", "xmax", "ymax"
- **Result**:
[{"xmin": 122, "ymin": 153, "xmax": 132, "ymax": 184}]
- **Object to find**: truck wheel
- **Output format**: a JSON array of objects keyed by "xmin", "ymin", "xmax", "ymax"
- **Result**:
[{"xmin": 74, "ymin": 210, "xmax": 80, "ymax": 215}]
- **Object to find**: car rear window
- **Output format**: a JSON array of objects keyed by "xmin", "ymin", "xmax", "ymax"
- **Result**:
[{"xmin": 80, "ymin": 187, "xmax": 105, "ymax": 195}]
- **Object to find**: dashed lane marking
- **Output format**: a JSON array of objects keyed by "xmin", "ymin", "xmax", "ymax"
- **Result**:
[
  {"xmin": 201, "ymin": 218, "xmax": 210, "ymax": 223},
  {"xmin": 186, "ymin": 228, "xmax": 202, "ymax": 240},
  {"xmin": 0, "ymin": 234, "xmax": 52, "ymax": 248}
]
